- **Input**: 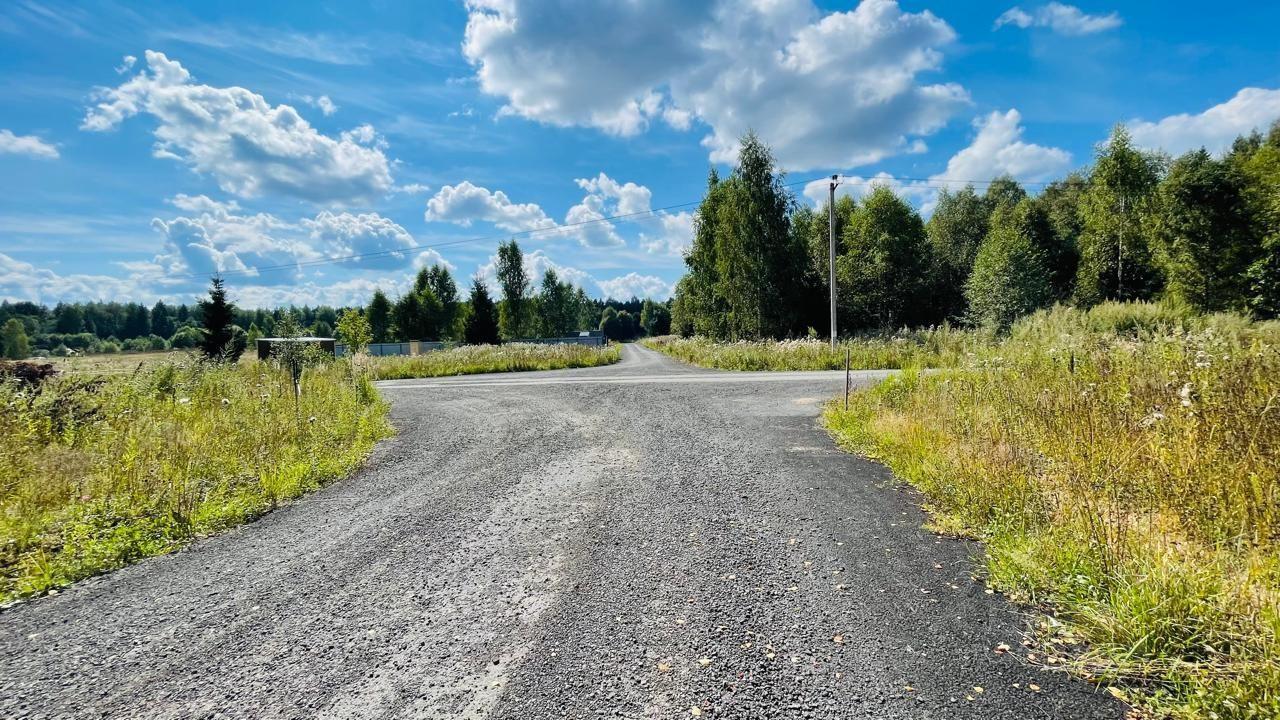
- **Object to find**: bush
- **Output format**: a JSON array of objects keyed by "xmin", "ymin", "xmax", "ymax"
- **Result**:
[
  {"xmin": 122, "ymin": 334, "xmax": 168, "ymax": 352},
  {"xmin": 169, "ymin": 326, "xmax": 203, "ymax": 349}
]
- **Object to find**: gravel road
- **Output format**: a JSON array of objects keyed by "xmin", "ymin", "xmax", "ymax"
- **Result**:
[{"xmin": 0, "ymin": 343, "xmax": 1123, "ymax": 719}]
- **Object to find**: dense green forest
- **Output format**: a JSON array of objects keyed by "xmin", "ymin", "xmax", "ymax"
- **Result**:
[{"xmin": 672, "ymin": 123, "xmax": 1280, "ymax": 338}]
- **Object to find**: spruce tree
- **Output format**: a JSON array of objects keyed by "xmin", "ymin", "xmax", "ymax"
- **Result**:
[
  {"xmin": 199, "ymin": 275, "xmax": 244, "ymax": 361},
  {"xmin": 367, "ymin": 290, "xmax": 392, "ymax": 343},
  {"xmin": 150, "ymin": 300, "xmax": 175, "ymax": 339},
  {"xmin": 464, "ymin": 279, "xmax": 500, "ymax": 345}
]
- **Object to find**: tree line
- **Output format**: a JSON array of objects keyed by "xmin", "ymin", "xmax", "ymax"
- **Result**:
[
  {"xmin": 672, "ymin": 123, "xmax": 1280, "ymax": 338},
  {"xmin": 0, "ymin": 296, "xmax": 356, "ymax": 358},
  {"xmin": 359, "ymin": 239, "xmax": 670, "ymax": 346},
  {"xmin": 1, "ymin": 242, "xmax": 674, "ymax": 360}
]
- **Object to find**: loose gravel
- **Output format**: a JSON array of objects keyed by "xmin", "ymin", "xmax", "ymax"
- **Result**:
[{"xmin": 0, "ymin": 344, "xmax": 1123, "ymax": 719}]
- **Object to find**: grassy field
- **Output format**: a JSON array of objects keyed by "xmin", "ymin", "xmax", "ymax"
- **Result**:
[
  {"xmin": 642, "ymin": 327, "xmax": 981, "ymax": 371},
  {"xmin": 40, "ymin": 349, "xmax": 198, "ymax": 375},
  {"xmin": 0, "ymin": 357, "xmax": 392, "ymax": 603},
  {"xmin": 824, "ymin": 303, "xmax": 1280, "ymax": 718},
  {"xmin": 367, "ymin": 342, "xmax": 620, "ymax": 380}
]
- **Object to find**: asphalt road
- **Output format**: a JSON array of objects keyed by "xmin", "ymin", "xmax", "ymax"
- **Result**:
[{"xmin": 0, "ymin": 343, "xmax": 1123, "ymax": 719}]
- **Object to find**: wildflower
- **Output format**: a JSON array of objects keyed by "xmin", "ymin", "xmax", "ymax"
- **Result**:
[
  {"xmin": 1178, "ymin": 383, "xmax": 1196, "ymax": 408},
  {"xmin": 177, "ymin": 397, "xmax": 190, "ymax": 405}
]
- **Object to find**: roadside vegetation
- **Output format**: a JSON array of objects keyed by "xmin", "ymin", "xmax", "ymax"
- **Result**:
[
  {"xmin": 642, "ymin": 327, "xmax": 981, "ymax": 370},
  {"xmin": 0, "ymin": 355, "xmax": 392, "ymax": 604},
  {"xmin": 824, "ymin": 302, "xmax": 1280, "ymax": 718},
  {"xmin": 368, "ymin": 342, "xmax": 620, "ymax": 380},
  {"xmin": 657, "ymin": 124, "xmax": 1280, "ymax": 712}
]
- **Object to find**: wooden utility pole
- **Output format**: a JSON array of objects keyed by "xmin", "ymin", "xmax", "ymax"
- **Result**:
[{"xmin": 828, "ymin": 175, "xmax": 840, "ymax": 349}]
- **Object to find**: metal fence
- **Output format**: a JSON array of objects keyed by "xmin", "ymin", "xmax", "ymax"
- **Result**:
[
  {"xmin": 335, "ymin": 341, "xmax": 446, "ymax": 358},
  {"xmin": 514, "ymin": 336, "xmax": 606, "ymax": 347},
  {"xmin": 335, "ymin": 335, "xmax": 604, "ymax": 356}
]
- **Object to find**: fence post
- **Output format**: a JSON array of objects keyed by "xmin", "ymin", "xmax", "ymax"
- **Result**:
[{"xmin": 844, "ymin": 348, "xmax": 851, "ymax": 411}]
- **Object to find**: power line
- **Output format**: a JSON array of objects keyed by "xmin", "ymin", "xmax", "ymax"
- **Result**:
[{"xmin": 164, "ymin": 171, "xmax": 1054, "ymax": 281}]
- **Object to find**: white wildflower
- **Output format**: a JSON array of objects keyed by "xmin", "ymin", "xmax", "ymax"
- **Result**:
[
  {"xmin": 177, "ymin": 397, "xmax": 190, "ymax": 405},
  {"xmin": 1178, "ymin": 383, "xmax": 1196, "ymax": 408}
]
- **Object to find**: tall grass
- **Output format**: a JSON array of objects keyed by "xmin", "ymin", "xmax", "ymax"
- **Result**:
[
  {"xmin": 0, "ymin": 357, "xmax": 392, "ymax": 603},
  {"xmin": 643, "ymin": 326, "xmax": 982, "ymax": 370},
  {"xmin": 824, "ymin": 303, "xmax": 1280, "ymax": 717},
  {"xmin": 368, "ymin": 342, "xmax": 620, "ymax": 380}
]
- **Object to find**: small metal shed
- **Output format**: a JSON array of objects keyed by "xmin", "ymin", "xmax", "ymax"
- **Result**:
[{"xmin": 255, "ymin": 337, "xmax": 336, "ymax": 361}]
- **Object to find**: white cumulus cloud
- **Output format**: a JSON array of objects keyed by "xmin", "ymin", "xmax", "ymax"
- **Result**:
[
  {"xmin": 426, "ymin": 172, "xmax": 686, "ymax": 250},
  {"xmin": 994, "ymin": 3, "xmax": 1122, "ymax": 35},
  {"xmin": 303, "ymin": 211, "xmax": 418, "ymax": 269},
  {"xmin": 150, "ymin": 195, "xmax": 420, "ymax": 280},
  {"xmin": 932, "ymin": 109, "xmax": 1072, "ymax": 184},
  {"xmin": 639, "ymin": 211, "xmax": 694, "ymax": 257},
  {"xmin": 0, "ymin": 129, "xmax": 59, "ymax": 159},
  {"xmin": 1128, "ymin": 87, "xmax": 1280, "ymax": 156},
  {"xmin": 425, "ymin": 180, "xmax": 556, "ymax": 232},
  {"xmin": 462, "ymin": 0, "xmax": 969, "ymax": 171},
  {"xmin": 0, "ymin": 252, "xmax": 146, "ymax": 305},
  {"xmin": 596, "ymin": 272, "xmax": 671, "ymax": 300},
  {"xmin": 81, "ymin": 51, "xmax": 393, "ymax": 203},
  {"xmin": 475, "ymin": 248, "xmax": 593, "ymax": 294},
  {"xmin": 802, "ymin": 109, "xmax": 1070, "ymax": 216}
]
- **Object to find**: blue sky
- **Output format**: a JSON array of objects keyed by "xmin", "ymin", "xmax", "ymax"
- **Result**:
[{"xmin": 1, "ymin": 0, "xmax": 1277, "ymax": 308}]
